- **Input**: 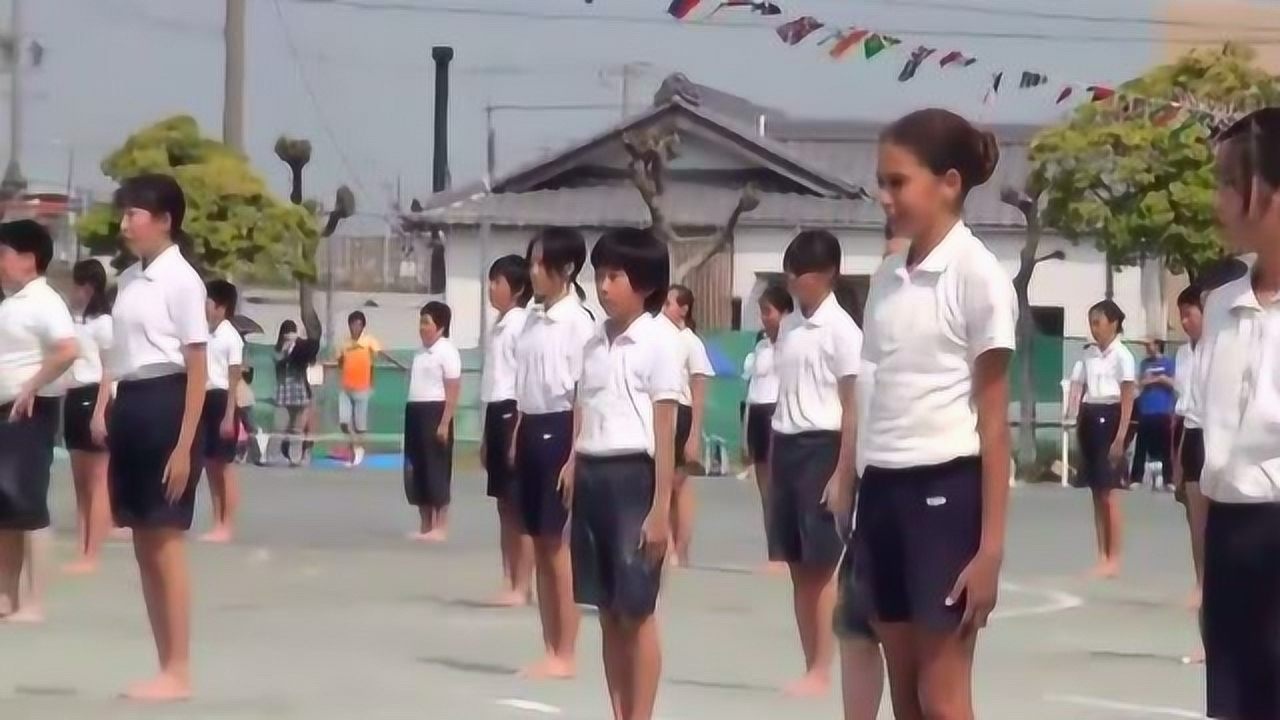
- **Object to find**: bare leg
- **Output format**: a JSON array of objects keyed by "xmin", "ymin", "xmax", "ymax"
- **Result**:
[
  {"xmin": 754, "ymin": 462, "xmax": 784, "ymax": 574},
  {"xmin": 621, "ymin": 613, "xmax": 662, "ymax": 720},
  {"xmin": 1101, "ymin": 488, "xmax": 1122, "ymax": 578},
  {"xmin": 200, "ymin": 462, "xmax": 237, "ymax": 543},
  {"xmin": 8, "ymin": 530, "xmax": 50, "ymax": 622},
  {"xmin": 64, "ymin": 451, "xmax": 98, "ymax": 574},
  {"xmin": 0, "ymin": 530, "xmax": 25, "ymax": 617},
  {"xmin": 409, "ymin": 506, "xmax": 431, "ymax": 540},
  {"xmin": 521, "ymin": 537, "xmax": 578, "ymax": 678},
  {"xmin": 493, "ymin": 498, "xmax": 532, "ymax": 606},
  {"xmin": 1186, "ymin": 482, "xmax": 1208, "ymax": 607},
  {"xmin": 873, "ymin": 621, "xmax": 924, "ymax": 720},
  {"xmin": 86, "ymin": 452, "xmax": 112, "ymax": 565},
  {"xmin": 840, "ymin": 637, "xmax": 885, "ymax": 720},
  {"xmin": 669, "ymin": 473, "xmax": 695, "ymax": 567},
  {"xmin": 1088, "ymin": 489, "xmax": 1119, "ymax": 578},
  {"xmin": 423, "ymin": 506, "xmax": 449, "ymax": 542},
  {"xmin": 916, "ymin": 628, "xmax": 978, "ymax": 720},
  {"xmin": 125, "ymin": 528, "xmax": 192, "ymax": 702},
  {"xmin": 784, "ymin": 562, "xmax": 837, "ymax": 696},
  {"xmin": 600, "ymin": 613, "xmax": 626, "ymax": 720}
]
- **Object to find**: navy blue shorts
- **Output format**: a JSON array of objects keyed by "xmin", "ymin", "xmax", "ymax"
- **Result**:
[
  {"xmin": 1180, "ymin": 425, "xmax": 1205, "ymax": 484},
  {"xmin": 768, "ymin": 431, "xmax": 843, "ymax": 568},
  {"xmin": 855, "ymin": 456, "xmax": 982, "ymax": 632},
  {"xmin": 483, "ymin": 400, "xmax": 518, "ymax": 499},
  {"xmin": 63, "ymin": 384, "xmax": 106, "ymax": 453},
  {"xmin": 571, "ymin": 453, "xmax": 663, "ymax": 617},
  {"xmin": 674, "ymin": 403, "xmax": 694, "ymax": 469},
  {"xmin": 515, "ymin": 411, "xmax": 573, "ymax": 537},
  {"xmin": 0, "ymin": 396, "xmax": 59, "ymax": 530},
  {"xmin": 745, "ymin": 403, "xmax": 775, "ymax": 464},
  {"xmin": 404, "ymin": 401, "xmax": 453, "ymax": 508},
  {"xmin": 1075, "ymin": 403, "xmax": 1125, "ymax": 490},
  {"xmin": 109, "ymin": 374, "xmax": 205, "ymax": 531},
  {"xmin": 200, "ymin": 389, "xmax": 238, "ymax": 463}
]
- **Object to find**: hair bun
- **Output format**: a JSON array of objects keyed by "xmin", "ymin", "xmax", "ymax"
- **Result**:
[{"xmin": 973, "ymin": 129, "xmax": 1000, "ymax": 187}]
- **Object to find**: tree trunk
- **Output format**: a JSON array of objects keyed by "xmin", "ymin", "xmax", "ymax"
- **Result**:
[{"xmin": 1013, "ymin": 207, "xmax": 1042, "ymax": 476}]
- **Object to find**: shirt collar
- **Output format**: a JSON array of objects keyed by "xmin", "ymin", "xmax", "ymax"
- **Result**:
[
  {"xmin": 802, "ymin": 291, "xmax": 842, "ymax": 328},
  {"xmin": 910, "ymin": 220, "xmax": 971, "ymax": 274},
  {"xmin": 9, "ymin": 275, "xmax": 48, "ymax": 299},
  {"xmin": 537, "ymin": 294, "xmax": 581, "ymax": 323},
  {"xmin": 495, "ymin": 305, "xmax": 527, "ymax": 330},
  {"xmin": 141, "ymin": 244, "xmax": 183, "ymax": 281},
  {"xmin": 1223, "ymin": 273, "xmax": 1268, "ymax": 314}
]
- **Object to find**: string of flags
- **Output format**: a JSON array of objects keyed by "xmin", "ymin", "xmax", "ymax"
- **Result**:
[{"xmin": 663, "ymin": 0, "xmax": 1246, "ymax": 133}]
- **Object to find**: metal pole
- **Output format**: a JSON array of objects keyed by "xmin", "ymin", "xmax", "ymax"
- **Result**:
[
  {"xmin": 66, "ymin": 145, "xmax": 78, "ymax": 262},
  {"xmin": 7, "ymin": 0, "xmax": 22, "ymax": 171},
  {"xmin": 478, "ymin": 221, "xmax": 491, "ymax": 355},
  {"xmin": 223, "ymin": 0, "xmax": 246, "ymax": 152},
  {"xmin": 485, "ymin": 105, "xmax": 495, "ymax": 185},
  {"xmin": 1060, "ymin": 379, "xmax": 1071, "ymax": 488}
]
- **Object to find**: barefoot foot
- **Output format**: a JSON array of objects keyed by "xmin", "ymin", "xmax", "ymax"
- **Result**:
[
  {"xmin": 1181, "ymin": 647, "xmax": 1206, "ymax": 665},
  {"xmin": 490, "ymin": 590, "xmax": 530, "ymax": 608},
  {"xmin": 62, "ymin": 559, "xmax": 99, "ymax": 575},
  {"xmin": 758, "ymin": 560, "xmax": 787, "ymax": 575},
  {"xmin": 783, "ymin": 672, "xmax": 830, "ymax": 697},
  {"xmin": 1088, "ymin": 561, "xmax": 1120, "ymax": 579},
  {"xmin": 199, "ymin": 528, "xmax": 233, "ymax": 544},
  {"xmin": 2, "ymin": 607, "xmax": 45, "ymax": 624},
  {"xmin": 519, "ymin": 656, "xmax": 576, "ymax": 680},
  {"xmin": 422, "ymin": 529, "xmax": 448, "ymax": 543},
  {"xmin": 122, "ymin": 673, "xmax": 192, "ymax": 702}
]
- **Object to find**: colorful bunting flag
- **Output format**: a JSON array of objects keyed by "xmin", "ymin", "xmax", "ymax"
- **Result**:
[
  {"xmin": 1019, "ymin": 71, "xmax": 1048, "ymax": 89},
  {"xmin": 899, "ymin": 46, "xmax": 936, "ymax": 82},
  {"xmin": 666, "ymin": 0, "xmax": 701, "ymax": 19},
  {"xmin": 862, "ymin": 33, "xmax": 900, "ymax": 59},
  {"xmin": 938, "ymin": 50, "xmax": 976, "ymax": 68},
  {"xmin": 709, "ymin": 0, "xmax": 780, "ymax": 16},
  {"xmin": 828, "ymin": 28, "xmax": 870, "ymax": 59},
  {"xmin": 775, "ymin": 16, "xmax": 825, "ymax": 45},
  {"xmin": 1087, "ymin": 85, "xmax": 1116, "ymax": 102},
  {"xmin": 1056, "ymin": 86, "xmax": 1073, "ymax": 104},
  {"xmin": 992, "ymin": 72, "xmax": 1004, "ymax": 94}
]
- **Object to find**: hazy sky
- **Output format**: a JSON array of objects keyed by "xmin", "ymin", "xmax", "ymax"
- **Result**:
[{"xmin": 23, "ymin": 0, "xmax": 1169, "ymax": 219}]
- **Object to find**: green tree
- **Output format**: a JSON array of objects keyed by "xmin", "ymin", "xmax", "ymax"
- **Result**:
[
  {"xmin": 77, "ymin": 116, "xmax": 318, "ymax": 279},
  {"xmin": 1029, "ymin": 44, "xmax": 1280, "ymax": 281}
]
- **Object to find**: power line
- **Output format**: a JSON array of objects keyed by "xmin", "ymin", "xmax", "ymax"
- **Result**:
[
  {"xmin": 291, "ymin": 0, "xmax": 1280, "ymax": 43},
  {"xmin": 270, "ymin": 0, "xmax": 380, "ymax": 206}
]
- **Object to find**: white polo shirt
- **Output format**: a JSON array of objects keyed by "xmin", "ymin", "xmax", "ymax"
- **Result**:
[
  {"xmin": 0, "ymin": 276, "xmax": 76, "ymax": 403},
  {"xmin": 480, "ymin": 306, "xmax": 529, "ymax": 404},
  {"xmin": 859, "ymin": 222, "xmax": 1017, "ymax": 468},
  {"xmin": 514, "ymin": 294, "xmax": 596, "ymax": 415},
  {"xmin": 771, "ymin": 291, "xmax": 864, "ymax": 436},
  {"xmin": 1173, "ymin": 342, "xmax": 1199, "ymax": 427},
  {"xmin": 1071, "ymin": 340, "xmax": 1137, "ymax": 404},
  {"xmin": 64, "ymin": 314, "xmax": 114, "ymax": 389},
  {"xmin": 1192, "ymin": 274, "xmax": 1280, "ymax": 503},
  {"xmin": 743, "ymin": 337, "xmax": 780, "ymax": 405},
  {"xmin": 407, "ymin": 337, "xmax": 462, "ymax": 403},
  {"xmin": 206, "ymin": 319, "xmax": 245, "ymax": 391},
  {"xmin": 576, "ymin": 312, "xmax": 683, "ymax": 457},
  {"xmin": 111, "ymin": 245, "xmax": 208, "ymax": 381},
  {"xmin": 657, "ymin": 314, "xmax": 713, "ymax": 407}
]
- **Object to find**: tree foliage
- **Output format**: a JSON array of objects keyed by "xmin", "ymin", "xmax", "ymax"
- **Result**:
[
  {"xmin": 77, "ymin": 116, "xmax": 319, "ymax": 279},
  {"xmin": 1029, "ymin": 44, "xmax": 1280, "ymax": 279}
]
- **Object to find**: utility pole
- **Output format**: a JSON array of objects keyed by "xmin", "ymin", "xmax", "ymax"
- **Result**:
[
  {"xmin": 3, "ymin": 0, "xmax": 25, "ymax": 194},
  {"xmin": 223, "ymin": 0, "xmax": 246, "ymax": 152}
]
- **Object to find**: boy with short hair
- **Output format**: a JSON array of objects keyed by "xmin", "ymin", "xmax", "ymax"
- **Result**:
[
  {"xmin": 334, "ymin": 311, "xmax": 404, "ymax": 466},
  {"xmin": 569, "ymin": 227, "xmax": 680, "ymax": 720},
  {"xmin": 200, "ymin": 280, "xmax": 244, "ymax": 543}
]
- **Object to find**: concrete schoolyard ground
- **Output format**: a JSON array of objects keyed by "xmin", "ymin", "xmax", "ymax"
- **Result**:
[{"xmin": 1, "ymin": 464, "xmax": 1209, "ymax": 719}]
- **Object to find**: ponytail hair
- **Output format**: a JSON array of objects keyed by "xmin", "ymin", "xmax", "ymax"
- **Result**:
[
  {"xmin": 488, "ymin": 254, "xmax": 533, "ymax": 308},
  {"xmin": 669, "ymin": 283, "xmax": 697, "ymax": 333},
  {"xmin": 880, "ymin": 108, "xmax": 999, "ymax": 204},
  {"xmin": 527, "ymin": 226, "xmax": 587, "ymax": 301},
  {"xmin": 72, "ymin": 259, "xmax": 111, "ymax": 319}
]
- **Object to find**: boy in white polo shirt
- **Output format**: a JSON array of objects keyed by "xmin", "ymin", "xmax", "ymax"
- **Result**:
[
  {"xmin": 0, "ymin": 220, "xmax": 78, "ymax": 622},
  {"xmin": 1194, "ymin": 108, "xmax": 1280, "ymax": 720},
  {"xmin": 570, "ymin": 227, "xmax": 680, "ymax": 720},
  {"xmin": 199, "ymin": 279, "xmax": 244, "ymax": 543}
]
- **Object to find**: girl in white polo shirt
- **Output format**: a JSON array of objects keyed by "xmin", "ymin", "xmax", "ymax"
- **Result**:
[
  {"xmin": 1069, "ymin": 300, "xmax": 1136, "ymax": 579},
  {"xmin": 108, "ymin": 173, "xmax": 209, "ymax": 701},
  {"xmin": 1193, "ymin": 108, "xmax": 1280, "ymax": 720},
  {"xmin": 742, "ymin": 284, "xmax": 791, "ymax": 572},
  {"xmin": 61, "ymin": 259, "xmax": 115, "ymax": 574},
  {"xmin": 480, "ymin": 254, "xmax": 533, "ymax": 605},
  {"xmin": 403, "ymin": 301, "xmax": 462, "ymax": 542},
  {"xmin": 659, "ymin": 284, "xmax": 713, "ymax": 567},
  {"xmin": 852, "ymin": 109, "xmax": 1016, "ymax": 720},
  {"xmin": 770, "ymin": 229, "xmax": 863, "ymax": 697},
  {"xmin": 0, "ymin": 220, "xmax": 77, "ymax": 623},
  {"xmin": 512, "ymin": 226, "xmax": 595, "ymax": 678}
]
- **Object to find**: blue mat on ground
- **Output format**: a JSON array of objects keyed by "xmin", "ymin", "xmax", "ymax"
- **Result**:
[{"xmin": 313, "ymin": 453, "xmax": 403, "ymax": 471}]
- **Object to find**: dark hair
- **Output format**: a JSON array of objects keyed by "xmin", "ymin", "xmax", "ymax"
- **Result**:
[
  {"xmin": 668, "ymin": 284, "xmax": 697, "ymax": 332},
  {"xmin": 1216, "ymin": 107, "xmax": 1280, "ymax": 215},
  {"xmin": 590, "ymin": 227, "xmax": 670, "ymax": 314},
  {"xmin": 114, "ymin": 173, "xmax": 195, "ymax": 261},
  {"xmin": 883, "ymin": 221, "xmax": 894, "ymax": 241},
  {"xmin": 489, "ymin": 254, "xmax": 532, "ymax": 307},
  {"xmin": 1088, "ymin": 299, "xmax": 1126, "ymax": 334},
  {"xmin": 833, "ymin": 279, "xmax": 864, "ymax": 326},
  {"xmin": 881, "ymin": 108, "xmax": 1000, "ymax": 200},
  {"xmin": 1150, "ymin": 339, "xmax": 1166, "ymax": 354},
  {"xmin": 206, "ymin": 279, "xmax": 238, "ymax": 316},
  {"xmin": 527, "ymin": 226, "xmax": 588, "ymax": 302},
  {"xmin": 783, "ymin": 229, "xmax": 842, "ymax": 277},
  {"xmin": 0, "ymin": 219, "xmax": 53, "ymax": 274},
  {"xmin": 275, "ymin": 319, "xmax": 298, "ymax": 351},
  {"xmin": 420, "ymin": 300, "xmax": 452, "ymax": 337},
  {"xmin": 755, "ymin": 329, "xmax": 766, "ymax": 342},
  {"xmin": 1177, "ymin": 284, "xmax": 1203, "ymax": 310},
  {"xmin": 241, "ymin": 365, "xmax": 255, "ymax": 384},
  {"xmin": 758, "ymin": 283, "xmax": 794, "ymax": 315},
  {"xmin": 347, "ymin": 311, "xmax": 366, "ymax": 328},
  {"xmin": 72, "ymin": 259, "xmax": 111, "ymax": 319},
  {"xmin": 1198, "ymin": 256, "xmax": 1250, "ymax": 294}
]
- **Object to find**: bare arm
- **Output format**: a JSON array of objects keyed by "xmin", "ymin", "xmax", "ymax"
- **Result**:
[
  {"xmin": 650, "ymin": 400, "xmax": 677, "ymax": 533},
  {"xmin": 223, "ymin": 363, "xmax": 242, "ymax": 432},
  {"xmin": 441, "ymin": 378, "xmax": 461, "ymax": 427},
  {"xmin": 23, "ymin": 339, "xmax": 77, "ymax": 395},
  {"xmin": 379, "ymin": 349, "xmax": 408, "ymax": 370},
  {"xmin": 1067, "ymin": 383, "xmax": 1083, "ymax": 420},
  {"xmin": 974, "ymin": 350, "xmax": 1013, "ymax": 556},
  {"xmin": 1113, "ymin": 381, "xmax": 1136, "ymax": 456},
  {"xmin": 177, "ymin": 345, "xmax": 208, "ymax": 453},
  {"xmin": 834, "ymin": 375, "xmax": 858, "ymax": 491}
]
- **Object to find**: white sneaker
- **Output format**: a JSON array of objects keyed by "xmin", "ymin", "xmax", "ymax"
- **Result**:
[{"xmin": 352, "ymin": 447, "xmax": 366, "ymax": 467}]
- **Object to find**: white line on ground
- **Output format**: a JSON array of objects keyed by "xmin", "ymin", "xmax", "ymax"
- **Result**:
[
  {"xmin": 495, "ymin": 698, "xmax": 563, "ymax": 714},
  {"xmin": 994, "ymin": 582, "xmax": 1085, "ymax": 620},
  {"xmin": 1045, "ymin": 693, "xmax": 1205, "ymax": 718}
]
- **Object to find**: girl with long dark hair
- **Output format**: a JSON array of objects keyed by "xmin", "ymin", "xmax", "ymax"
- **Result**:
[{"xmin": 659, "ymin": 284, "xmax": 712, "ymax": 567}]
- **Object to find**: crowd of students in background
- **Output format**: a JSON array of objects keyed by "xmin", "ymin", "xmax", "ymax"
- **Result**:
[{"xmin": 1, "ymin": 104, "xmax": 1279, "ymax": 720}]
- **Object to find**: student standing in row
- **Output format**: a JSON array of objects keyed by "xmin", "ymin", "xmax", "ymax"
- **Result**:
[
  {"xmin": 62, "ymin": 258, "xmax": 115, "ymax": 574},
  {"xmin": 770, "ymin": 229, "xmax": 863, "ymax": 697},
  {"xmin": 853, "ymin": 109, "xmax": 1015, "ymax": 720},
  {"xmin": 1195, "ymin": 109, "xmax": 1280, "ymax": 720},
  {"xmin": 660, "ymin": 284, "xmax": 712, "ymax": 568},
  {"xmin": 335, "ymin": 311, "xmax": 404, "ymax": 466},
  {"xmin": 199, "ymin": 280, "xmax": 244, "ymax": 543},
  {"xmin": 512, "ymin": 227, "xmax": 594, "ymax": 678},
  {"xmin": 0, "ymin": 220, "xmax": 77, "ymax": 622},
  {"xmin": 1173, "ymin": 285, "xmax": 1208, "ymax": 615},
  {"xmin": 481, "ymin": 255, "xmax": 533, "ymax": 605},
  {"xmin": 107, "ymin": 174, "xmax": 209, "ymax": 701},
  {"xmin": 571, "ymin": 227, "xmax": 681, "ymax": 720},
  {"xmin": 741, "ymin": 285, "xmax": 790, "ymax": 573},
  {"xmin": 1069, "ymin": 301, "xmax": 1135, "ymax": 579},
  {"xmin": 1131, "ymin": 339, "xmax": 1176, "ymax": 489},
  {"xmin": 403, "ymin": 302, "xmax": 461, "ymax": 542}
]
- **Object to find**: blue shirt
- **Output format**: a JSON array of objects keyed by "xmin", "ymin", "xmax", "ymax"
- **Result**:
[{"xmin": 1136, "ymin": 355, "xmax": 1176, "ymax": 416}]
